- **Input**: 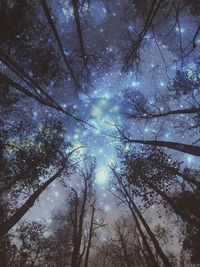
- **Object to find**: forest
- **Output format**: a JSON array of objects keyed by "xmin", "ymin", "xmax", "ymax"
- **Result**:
[{"xmin": 0, "ymin": 0, "xmax": 200, "ymax": 266}]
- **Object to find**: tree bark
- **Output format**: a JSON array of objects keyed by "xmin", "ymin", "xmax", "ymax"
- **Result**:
[
  {"xmin": 135, "ymin": 107, "xmax": 200, "ymax": 119},
  {"xmin": 130, "ymin": 200, "xmax": 172, "ymax": 267},
  {"xmin": 113, "ymin": 169, "xmax": 172, "ymax": 267},
  {"xmin": 175, "ymin": 170, "xmax": 200, "ymax": 187},
  {"xmin": 0, "ymin": 167, "xmax": 64, "ymax": 236},
  {"xmin": 129, "ymin": 205, "xmax": 159, "ymax": 267},
  {"xmin": 127, "ymin": 139, "xmax": 200, "ymax": 157},
  {"xmin": 71, "ymin": 0, "xmax": 85, "ymax": 58},
  {"xmin": 0, "ymin": 71, "xmax": 94, "ymax": 128},
  {"xmin": 39, "ymin": 0, "xmax": 78, "ymax": 87},
  {"xmin": 71, "ymin": 179, "xmax": 88, "ymax": 267},
  {"xmin": 84, "ymin": 202, "xmax": 95, "ymax": 267}
]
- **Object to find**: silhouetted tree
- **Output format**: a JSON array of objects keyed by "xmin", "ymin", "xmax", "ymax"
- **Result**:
[
  {"xmin": 111, "ymin": 166, "xmax": 173, "ymax": 267},
  {"xmin": 53, "ymin": 162, "xmax": 105, "ymax": 267}
]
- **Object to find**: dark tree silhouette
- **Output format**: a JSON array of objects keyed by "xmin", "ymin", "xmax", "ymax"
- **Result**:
[
  {"xmin": 111, "ymin": 167, "xmax": 172, "ymax": 267},
  {"xmin": 120, "ymin": 132, "xmax": 200, "ymax": 156}
]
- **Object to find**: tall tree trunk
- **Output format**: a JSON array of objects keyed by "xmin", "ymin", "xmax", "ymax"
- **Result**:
[
  {"xmin": 0, "ymin": 51, "xmax": 70, "ymax": 112},
  {"xmin": 119, "ymin": 234, "xmax": 132, "ymax": 267},
  {"xmin": 39, "ymin": 0, "xmax": 78, "ymax": 87},
  {"xmin": 127, "ymin": 139, "xmax": 200, "ymax": 156},
  {"xmin": 71, "ymin": 190, "xmax": 79, "ymax": 267},
  {"xmin": 130, "ymin": 200, "xmax": 172, "ymax": 267},
  {"xmin": 125, "ymin": 198, "xmax": 164, "ymax": 267},
  {"xmin": 0, "ymin": 167, "xmax": 64, "ymax": 236},
  {"xmin": 175, "ymin": 170, "xmax": 200, "ymax": 187},
  {"xmin": 0, "ymin": 71, "xmax": 94, "ymax": 128},
  {"xmin": 84, "ymin": 202, "xmax": 95, "ymax": 267},
  {"xmin": 136, "ymin": 107, "xmax": 200, "ymax": 119},
  {"xmin": 113, "ymin": 169, "xmax": 172, "ymax": 267},
  {"xmin": 123, "ymin": 0, "xmax": 162, "ymax": 71},
  {"xmin": 71, "ymin": 180, "xmax": 88, "ymax": 267},
  {"xmin": 71, "ymin": 0, "xmax": 85, "ymax": 58},
  {"xmin": 0, "ymin": 72, "xmax": 50, "ymax": 106}
]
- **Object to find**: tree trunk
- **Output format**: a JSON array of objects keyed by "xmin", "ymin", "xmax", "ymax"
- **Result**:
[
  {"xmin": 71, "ymin": 180, "xmax": 88, "ymax": 267},
  {"xmin": 39, "ymin": 0, "xmax": 78, "ymax": 87},
  {"xmin": 130, "ymin": 200, "xmax": 172, "ymax": 267},
  {"xmin": 0, "ymin": 51, "xmax": 67, "ymax": 111},
  {"xmin": 0, "ymin": 71, "xmax": 93, "ymax": 127},
  {"xmin": 128, "ymin": 139, "xmax": 200, "ymax": 156},
  {"xmin": 138, "ymin": 107, "xmax": 200, "ymax": 119},
  {"xmin": 0, "ymin": 167, "xmax": 64, "ymax": 236},
  {"xmin": 84, "ymin": 203, "xmax": 95, "ymax": 267},
  {"xmin": 113, "ymin": 170, "xmax": 172, "ymax": 267},
  {"xmin": 126, "ymin": 200, "xmax": 158, "ymax": 267},
  {"xmin": 71, "ymin": 0, "xmax": 85, "ymax": 58},
  {"xmin": 175, "ymin": 170, "xmax": 200, "ymax": 187},
  {"xmin": 0, "ymin": 72, "xmax": 50, "ymax": 106}
]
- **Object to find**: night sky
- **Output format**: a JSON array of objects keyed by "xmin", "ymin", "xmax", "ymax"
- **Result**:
[
  {"xmin": 19, "ymin": 0, "xmax": 200, "ymax": 229},
  {"xmin": 1, "ymin": 1, "xmax": 200, "ymax": 258}
]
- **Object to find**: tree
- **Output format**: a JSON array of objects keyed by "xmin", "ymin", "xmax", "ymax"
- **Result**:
[
  {"xmin": 116, "ymin": 145, "xmax": 200, "ymax": 264},
  {"xmin": 126, "ymin": 64, "xmax": 200, "ymax": 120},
  {"xmin": 119, "ymin": 147, "xmax": 200, "ymax": 225},
  {"xmin": 93, "ymin": 216, "xmax": 147, "ymax": 267},
  {"xmin": 111, "ymin": 166, "xmax": 173, "ymax": 267},
  {"xmin": 172, "ymin": 190, "xmax": 200, "ymax": 265},
  {"xmin": 53, "ymin": 162, "xmax": 105, "ymax": 267},
  {"xmin": 119, "ymin": 129, "xmax": 200, "ymax": 156},
  {"xmin": 0, "ymin": 96, "xmax": 82, "ymax": 236}
]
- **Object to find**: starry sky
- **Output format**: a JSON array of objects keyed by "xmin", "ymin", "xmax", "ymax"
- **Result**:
[{"xmin": 21, "ymin": 0, "xmax": 200, "ymax": 226}]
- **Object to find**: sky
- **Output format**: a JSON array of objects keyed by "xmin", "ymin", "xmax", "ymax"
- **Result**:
[{"xmin": 20, "ymin": 0, "xmax": 200, "ymax": 228}]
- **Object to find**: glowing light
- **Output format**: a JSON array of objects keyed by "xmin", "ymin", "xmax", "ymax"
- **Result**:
[
  {"xmin": 62, "ymin": 103, "xmax": 67, "ymax": 108},
  {"xmin": 110, "ymin": 105, "xmax": 119, "ymax": 113},
  {"xmin": 104, "ymin": 93, "xmax": 111, "ymax": 99},
  {"xmin": 124, "ymin": 144, "xmax": 129, "ymax": 152},
  {"xmin": 104, "ymin": 205, "xmax": 110, "ymax": 212},
  {"xmin": 91, "ymin": 106, "xmax": 102, "ymax": 117},
  {"xmin": 54, "ymin": 191, "xmax": 59, "ymax": 197},
  {"xmin": 74, "ymin": 134, "xmax": 79, "ymax": 140},
  {"xmin": 131, "ymin": 81, "xmax": 140, "ymax": 87},
  {"xmin": 95, "ymin": 167, "xmax": 109, "ymax": 185},
  {"xmin": 175, "ymin": 27, "xmax": 185, "ymax": 33},
  {"xmin": 187, "ymin": 156, "xmax": 193, "ymax": 164},
  {"xmin": 98, "ymin": 148, "xmax": 104, "ymax": 154},
  {"xmin": 62, "ymin": 7, "xmax": 73, "ymax": 17},
  {"xmin": 165, "ymin": 133, "xmax": 170, "ymax": 138},
  {"xmin": 160, "ymin": 81, "xmax": 165, "ymax": 87},
  {"xmin": 99, "ymin": 99, "xmax": 107, "ymax": 106}
]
